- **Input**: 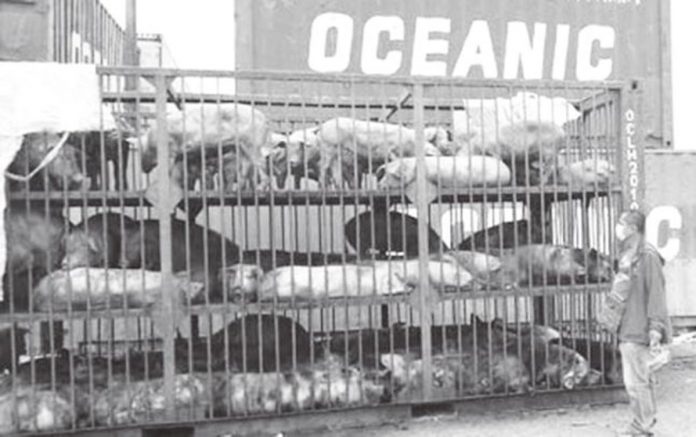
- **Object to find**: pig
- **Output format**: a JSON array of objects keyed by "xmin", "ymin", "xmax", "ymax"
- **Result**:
[
  {"xmin": 220, "ymin": 148, "xmax": 259, "ymax": 191},
  {"xmin": 424, "ymin": 126, "xmax": 455, "ymax": 154},
  {"xmin": 556, "ymin": 159, "xmax": 616, "ymax": 188},
  {"xmin": 446, "ymin": 250, "xmax": 503, "ymax": 284},
  {"xmin": 68, "ymin": 130, "xmax": 130, "ymax": 190},
  {"xmin": 488, "ymin": 320, "xmax": 590, "ymax": 390},
  {"xmin": 316, "ymin": 117, "xmax": 441, "ymax": 188},
  {"xmin": 552, "ymin": 337, "xmax": 622, "ymax": 384},
  {"xmin": 92, "ymin": 374, "xmax": 207, "ymax": 426},
  {"xmin": 258, "ymin": 256, "xmax": 472, "ymax": 301},
  {"xmin": 62, "ymin": 212, "xmax": 135, "ymax": 269},
  {"xmin": 379, "ymin": 351, "xmax": 529, "ymax": 399},
  {"xmin": 376, "ymin": 156, "xmax": 511, "ymax": 197},
  {"xmin": 7, "ymin": 132, "xmax": 87, "ymax": 191},
  {"xmin": 328, "ymin": 317, "xmax": 494, "ymax": 370},
  {"xmin": 4, "ymin": 208, "xmax": 68, "ymax": 276},
  {"xmin": 120, "ymin": 218, "xmax": 240, "ymax": 299},
  {"xmin": 464, "ymin": 122, "xmax": 564, "ymax": 187},
  {"xmin": 489, "ymin": 123, "xmax": 564, "ymax": 187},
  {"xmin": 137, "ymin": 104, "xmax": 271, "ymax": 172},
  {"xmin": 530, "ymin": 343, "xmax": 590, "ymax": 390},
  {"xmin": 211, "ymin": 354, "xmax": 386, "ymax": 416},
  {"xmin": 218, "ymin": 264, "xmax": 264, "ymax": 302},
  {"xmin": 498, "ymin": 244, "xmax": 614, "ymax": 286},
  {"xmin": 173, "ymin": 144, "xmax": 267, "ymax": 192},
  {"xmin": 220, "ymin": 251, "xmax": 356, "ymax": 300},
  {"xmin": 208, "ymin": 314, "xmax": 313, "ymax": 373},
  {"xmin": 458, "ymin": 220, "xmax": 544, "ymax": 251},
  {"xmin": 0, "ymin": 387, "xmax": 74, "ymax": 433},
  {"xmin": 344, "ymin": 210, "xmax": 448, "ymax": 258}
]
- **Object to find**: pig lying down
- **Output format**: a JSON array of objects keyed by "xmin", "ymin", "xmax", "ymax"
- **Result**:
[{"xmin": 224, "ymin": 255, "xmax": 473, "ymax": 302}]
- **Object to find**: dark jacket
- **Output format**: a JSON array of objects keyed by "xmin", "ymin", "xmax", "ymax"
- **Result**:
[{"xmin": 619, "ymin": 242, "xmax": 672, "ymax": 345}]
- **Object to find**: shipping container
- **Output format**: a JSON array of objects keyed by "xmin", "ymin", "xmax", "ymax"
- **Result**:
[
  {"xmin": 235, "ymin": 0, "xmax": 672, "ymax": 149},
  {"xmin": 0, "ymin": 0, "xmax": 126, "ymax": 66},
  {"xmin": 644, "ymin": 150, "xmax": 696, "ymax": 327}
]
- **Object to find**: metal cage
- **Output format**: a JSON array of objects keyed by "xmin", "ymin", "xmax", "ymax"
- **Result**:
[{"xmin": 0, "ymin": 67, "xmax": 641, "ymax": 434}]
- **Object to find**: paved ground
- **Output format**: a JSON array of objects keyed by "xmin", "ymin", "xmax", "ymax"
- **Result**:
[{"xmin": 296, "ymin": 338, "xmax": 696, "ymax": 437}]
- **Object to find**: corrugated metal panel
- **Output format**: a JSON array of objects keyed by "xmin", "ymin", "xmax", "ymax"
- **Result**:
[
  {"xmin": 236, "ymin": 0, "xmax": 671, "ymax": 148},
  {"xmin": 644, "ymin": 151, "xmax": 696, "ymax": 318},
  {"xmin": 0, "ymin": 0, "xmax": 125, "ymax": 65},
  {"xmin": 52, "ymin": 0, "xmax": 125, "ymax": 65}
]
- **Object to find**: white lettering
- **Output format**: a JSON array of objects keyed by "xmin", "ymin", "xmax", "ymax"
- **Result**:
[
  {"xmin": 576, "ymin": 25, "xmax": 615, "ymax": 80},
  {"xmin": 552, "ymin": 24, "xmax": 570, "ymax": 80},
  {"xmin": 646, "ymin": 206, "xmax": 682, "ymax": 261},
  {"xmin": 361, "ymin": 16, "xmax": 404, "ymax": 75},
  {"xmin": 452, "ymin": 20, "xmax": 498, "ymax": 78},
  {"xmin": 625, "ymin": 109, "xmax": 640, "ymax": 210},
  {"xmin": 308, "ymin": 13, "xmax": 354, "ymax": 73},
  {"xmin": 503, "ymin": 22, "xmax": 547, "ymax": 79},
  {"xmin": 411, "ymin": 17, "xmax": 450, "ymax": 76}
]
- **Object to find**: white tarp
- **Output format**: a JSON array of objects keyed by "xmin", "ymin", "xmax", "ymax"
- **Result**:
[{"xmin": 0, "ymin": 62, "xmax": 114, "ymax": 299}]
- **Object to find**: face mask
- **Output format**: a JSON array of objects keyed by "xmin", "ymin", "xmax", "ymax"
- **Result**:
[{"xmin": 615, "ymin": 223, "xmax": 628, "ymax": 241}]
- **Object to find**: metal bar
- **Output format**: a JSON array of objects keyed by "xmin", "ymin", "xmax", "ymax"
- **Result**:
[
  {"xmin": 95, "ymin": 66, "xmax": 627, "ymax": 89},
  {"xmin": 154, "ymin": 72, "xmax": 176, "ymax": 419},
  {"xmin": 412, "ymin": 83, "xmax": 432, "ymax": 400}
]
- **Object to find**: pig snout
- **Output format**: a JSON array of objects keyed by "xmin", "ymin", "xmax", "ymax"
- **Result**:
[
  {"xmin": 561, "ymin": 353, "xmax": 590, "ymax": 390},
  {"xmin": 71, "ymin": 172, "xmax": 90, "ymax": 190}
]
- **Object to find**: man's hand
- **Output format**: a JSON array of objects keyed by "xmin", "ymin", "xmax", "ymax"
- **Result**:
[{"xmin": 649, "ymin": 330, "xmax": 662, "ymax": 350}]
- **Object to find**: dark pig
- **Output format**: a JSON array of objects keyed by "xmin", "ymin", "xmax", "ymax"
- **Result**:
[
  {"xmin": 489, "ymin": 320, "xmax": 590, "ymax": 390},
  {"xmin": 329, "ymin": 317, "xmax": 494, "ymax": 369},
  {"xmin": 8, "ymin": 133, "xmax": 87, "ymax": 191},
  {"xmin": 209, "ymin": 314, "xmax": 313, "ymax": 372},
  {"xmin": 345, "ymin": 210, "xmax": 447, "ymax": 258},
  {"xmin": 380, "ymin": 350, "xmax": 529, "ymax": 399},
  {"xmin": 553, "ymin": 337, "xmax": 622, "ymax": 384},
  {"xmin": 62, "ymin": 212, "xmax": 135, "ymax": 269},
  {"xmin": 121, "ymin": 219, "xmax": 240, "ymax": 298},
  {"xmin": 458, "ymin": 220, "xmax": 544, "ymax": 251},
  {"xmin": 498, "ymin": 244, "xmax": 613, "ymax": 286},
  {"xmin": 4, "ymin": 208, "xmax": 68, "ymax": 276}
]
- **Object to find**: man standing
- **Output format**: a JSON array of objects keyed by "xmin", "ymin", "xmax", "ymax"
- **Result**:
[{"xmin": 614, "ymin": 210, "xmax": 672, "ymax": 436}]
